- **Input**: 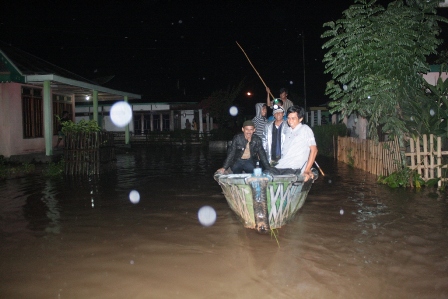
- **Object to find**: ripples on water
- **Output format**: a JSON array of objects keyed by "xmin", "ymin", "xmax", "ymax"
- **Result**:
[{"xmin": 0, "ymin": 146, "xmax": 447, "ymax": 299}]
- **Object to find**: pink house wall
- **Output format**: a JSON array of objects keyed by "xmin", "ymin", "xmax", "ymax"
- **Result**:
[
  {"xmin": 0, "ymin": 83, "xmax": 46, "ymax": 157},
  {"xmin": 422, "ymin": 72, "xmax": 448, "ymax": 86}
]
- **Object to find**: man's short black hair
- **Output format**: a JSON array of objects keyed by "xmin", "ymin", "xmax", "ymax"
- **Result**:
[
  {"xmin": 287, "ymin": 105, "xmax": 305, "ymax": 118},
  {"xmin": 279, "ymin": 88, "xmax": 288, "ymax": 94}
]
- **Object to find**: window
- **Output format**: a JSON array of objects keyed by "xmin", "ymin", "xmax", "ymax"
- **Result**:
[{"xmin": 22, "ymin": 87, "xmax": 43, "ymax": 138}]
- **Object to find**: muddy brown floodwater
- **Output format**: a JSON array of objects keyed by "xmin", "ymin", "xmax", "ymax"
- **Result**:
[{"xmin": 0, "ymin": 146, "xmax": 447, "ymax": 299}]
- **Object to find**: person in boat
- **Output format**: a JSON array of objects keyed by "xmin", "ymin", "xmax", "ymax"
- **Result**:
[
  {"xmin": 263, "ymin": 106, "xmax": 288, "ymax": 166},
  {"xmin": 216, "ymin": 120, "xmax": 270, "ymax": 174},
  {"xmin": 265, "ymin": 105, "xmax": 318, "ymax": 181},
  {"xmin": 267, "ymin": 99, "xmax": 284, "ymax": 121},
  {"xmin": 252, "ymin": 103, "xmax": 267, "ymax": 139},
  {"xmin": 266, "ymin": 87, "xmax": 293, "ymax": 113}
]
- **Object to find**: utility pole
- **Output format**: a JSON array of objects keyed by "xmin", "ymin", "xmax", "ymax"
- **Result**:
[{"xmin": 302, "ymin": 30, "xmax": 307, "ymax": 114}]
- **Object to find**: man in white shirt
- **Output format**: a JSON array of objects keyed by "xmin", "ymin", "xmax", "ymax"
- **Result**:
[{"xmin": 267, "ymin": 105, "xmax": 318, "ymax": 182}]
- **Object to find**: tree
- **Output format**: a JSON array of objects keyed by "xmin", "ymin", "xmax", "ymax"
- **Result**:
[
  {"xmin": 199, "ymin": 80, "xmax": 245, "ymax": 128},
  {"xmin": 321, "ymin": 0, "xmax": 447, "ymax": 143}
]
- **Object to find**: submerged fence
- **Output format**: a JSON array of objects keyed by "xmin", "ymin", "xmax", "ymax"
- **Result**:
[
  {"xmin": 337, "ymin": 135, "xmax": 448, "ymax": 187},
  {"xmin": 64, "ymin": 132, "xmax": 115, "ymax": 175},
  {"xmin": 406, "ymin": 134, "xmax": 448, "ymax": 187},
  {"xmin": 337, "ymin": 136, "xmax": 401, "ymax": 177}
]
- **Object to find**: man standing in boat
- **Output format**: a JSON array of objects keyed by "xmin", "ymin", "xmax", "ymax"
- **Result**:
[
  {"xmin": 263, "ymin": 106, "xmax": 288, "ymax": 166},
  {"xmin": 216, "ymin": 120, "xmax": 270, "ymax": 174},
  {"xmin": 266, "ymin": 105, "xmax": 318, "ymax": 181},
  {"xmin": 266, "ymin": 87, "xmax": 293, "ymax": 113}
]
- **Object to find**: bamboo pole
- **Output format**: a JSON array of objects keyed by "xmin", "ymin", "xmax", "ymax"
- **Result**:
[
  {"xmin": 410, "ymin": 137, "xmax": 416, "ymax": 170},
  {"xmin": 429, "ymin": 134, "xmax": 434, "ymax": 179},
  {"xmin": 416, "ymin": 137, "xmax": 422, "ymax": 176},
  {"xmin": 423, "ymin": 134, "xmax": 429, "ymax": 179},
  {"xmin": 437, "ymin": 136, "xmax": 442, "ymax": 187},
  {"xmin": 236, "ymin": 41, "xmax": 275, "ymax": 100}
]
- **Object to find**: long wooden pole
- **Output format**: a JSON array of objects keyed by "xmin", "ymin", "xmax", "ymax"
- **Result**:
[
  {"xmin": 236, "ymin": 41, "xmax": 275, "ymax": 100},
  {"xmin": 314, "ymin": 161, "xmax": 325, "ymax": 177}
]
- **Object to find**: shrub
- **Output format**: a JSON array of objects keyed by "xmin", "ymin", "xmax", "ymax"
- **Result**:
[
  {"xmin": 61, "ymin": 119, "xmax": 101, "ymax": 133},
  {"xmin": 313, "ymin": 123, "xmax": 348, "ymax": 157},
  {"xmin": 378, "ymin": 167, "xmax": 439, "ymax": 189},
  {"xmin": 43, "ymin": 160, "xmax": 65, "ymax": 177},
  {"xmin": 0, "ymin": 157, "xmax": 36, "ymax": 180}
]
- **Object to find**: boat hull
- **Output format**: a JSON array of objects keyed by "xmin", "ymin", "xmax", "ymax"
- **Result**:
[{"xmin": 214, "ymin": 171, "xmax": 317, "ymax": 233}]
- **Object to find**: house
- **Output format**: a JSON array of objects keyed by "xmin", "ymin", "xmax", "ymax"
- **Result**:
[
  {"xmin": 0, "ymin": 43, "xmax": 142, "ymax": 160},
  {"xmin": 74, "ymin": 101, "xmax": 209, "ymax": 135},
  {"xmin": 0, "ymin": 44, "xmax": 214, "ymax": 160}
]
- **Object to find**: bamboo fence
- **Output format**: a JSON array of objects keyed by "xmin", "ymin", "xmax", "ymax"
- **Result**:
[
  {"xmin": 337, "ymin": 136, "xmax": 401, "ymax": 176},
  {"xmin": 64, "ymin": 132, "xmax": 115, "ymax": 175},
  {"xmin": 405, "ymin": 134, "xmax": 448, "ymax": 187}
]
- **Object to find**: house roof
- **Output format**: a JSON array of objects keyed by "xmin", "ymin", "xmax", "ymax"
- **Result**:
[{"xmin": 0, "ymin": 42, "xmax": 140, "ymax": 102}]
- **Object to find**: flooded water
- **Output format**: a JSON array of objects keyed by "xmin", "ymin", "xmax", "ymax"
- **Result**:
[{"xmin": 1, "ymin": 146, "xmax": 448, "ymax": 299}]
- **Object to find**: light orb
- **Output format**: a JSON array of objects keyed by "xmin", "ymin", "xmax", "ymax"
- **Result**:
[
  {"xmin": 110, "ymin": 101, "xmax": 132, "ymax": 127},
  {"xmin": 229, "ymin": 106, "xmax": 238, "ymax": 116},
  {"xmin": 129, "ymin": 190, "xmax": 140, "ymax": 204},
  {"xmin": 198, "ymin": 206, "xmax": 217, "ymax": 227}
]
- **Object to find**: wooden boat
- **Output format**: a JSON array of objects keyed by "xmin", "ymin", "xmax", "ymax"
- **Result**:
[{"xmin": 214, "ymin": 169, "xmax": 318, "ymax": 233}]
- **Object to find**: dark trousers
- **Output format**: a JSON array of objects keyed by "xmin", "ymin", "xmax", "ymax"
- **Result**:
[
  {"xmin": 264, "ymin": 167, "xmax": 301, "ymax": 175},
  {"xmin": 231, "ymin": 159, "xmax": 255, "ymax": 174}
]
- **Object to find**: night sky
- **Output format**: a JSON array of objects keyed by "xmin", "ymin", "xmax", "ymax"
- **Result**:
[{"xmin": 2, "ymin": 0, "xmax": 448, "ymax": 108}]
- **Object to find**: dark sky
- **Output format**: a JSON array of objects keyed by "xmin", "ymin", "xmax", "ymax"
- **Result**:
[{"xmin": 1, "ymin": 0, "xmax": 448, "ymax": 107}]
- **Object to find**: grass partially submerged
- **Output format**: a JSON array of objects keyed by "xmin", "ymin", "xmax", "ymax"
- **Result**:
[
  {"xmin": 42, "ymin": 160, "xmax": 65, "ymax": 177},
  {"xmin": 0, "ymin": 155, "xmax": 65, "ymax": 180},
  {"xmin": 0, "ymin": 156, "xmax": 36, "ymax": 180}
]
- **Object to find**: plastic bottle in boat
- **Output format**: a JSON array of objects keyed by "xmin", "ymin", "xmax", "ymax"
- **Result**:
[{"xmin": 253, "ymin": 161, "xmax": 262, "ymax": 176}]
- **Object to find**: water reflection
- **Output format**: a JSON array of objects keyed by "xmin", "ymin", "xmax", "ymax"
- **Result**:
[
  {"xmin": 23, "ymin": 180, "xmax": 60, "ymax": 234},
  {"xmin": 0, "ymin": 147, "xmax": 447, "ymax": 298}
]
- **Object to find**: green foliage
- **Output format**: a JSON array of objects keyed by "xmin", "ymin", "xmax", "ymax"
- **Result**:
[
  {"xmin": 312, "ymin": 123, "xmax": 348, "ymax": 157},
  {"xmin": 434, "ymin": 50, "xmax": 448, "ymax": 65},
  {"xmin": 60, "ymin": 119, "xmax": 101, "ymax": 133},
  {"xmin": 378, "ymin": 167, "xmax": 439, "ymax": 188},
  {"xmin": 0, "ymin": 157, "xmax": 36, "ymax": 180},
  {"xmin": 322, "ymin": 0, "xmax": 448, "ymax": 141},
  {"xmin": 43, "ymin": 160, "xmax": 65, "ymax": 177},
  {"xmin": 407, "ymin": 72, "xmax": 448, "ymax": 142}
]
